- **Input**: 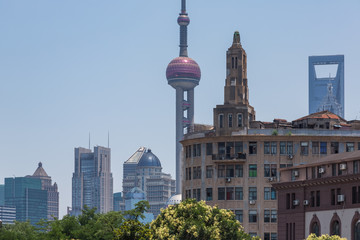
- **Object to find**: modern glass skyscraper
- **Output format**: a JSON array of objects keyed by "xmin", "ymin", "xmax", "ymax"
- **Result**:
[
  {"xmin": 71, "ymin": 146, "xmax": 113, "ymax": 216},
  {"xmin": 0, "ymin": 184, "xmax": 4, "ymax": 206},
  {"xmin": 309, "ymin": 55, "xmax": 344, "ymax": 117},
  {"xmin": 4, "ymin": 177, "xmax": 47, "ymax": 225}
]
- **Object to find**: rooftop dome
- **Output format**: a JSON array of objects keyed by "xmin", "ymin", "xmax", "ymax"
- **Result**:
[
  {"xmin": 166, "ymin": 57, "xmax": 201, "ymax": 89},
  {"xmin": 166, "ymin": 194, "xmax": 182, "ymax": 206},
  {"xmin": 138, "ymin": 149, "xmax": 161, "ymax": 167}
]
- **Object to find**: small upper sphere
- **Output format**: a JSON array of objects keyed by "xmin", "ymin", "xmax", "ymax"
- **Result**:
[
  {"xmin": 166, "ymin": 57, "xmax": 201, "ymax": 82},
  {"xmin": 177, "ymin": 14, "xmax": 190, "ymax": 26}
]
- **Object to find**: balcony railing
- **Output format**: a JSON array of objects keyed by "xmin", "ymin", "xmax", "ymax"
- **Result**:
[{"xmin": 212, "ymin": 153, "xmax": 246, "ymax": 161}]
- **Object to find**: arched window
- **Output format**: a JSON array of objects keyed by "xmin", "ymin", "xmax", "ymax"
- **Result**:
[
  {"xmin": 352, "ymin": 212, "xmax": 360, "ymax": 240},
  {"xmin": 355, "ymin": 220, "xmax": 360, "ymax": 240},
  {"xmin": 309, "ymin": 214, "xmax": 321, "ymax": 237},
  {"xmin": 331, "ymin": 220, "xmax": 340, "ymax": 236},
  {"xmin": 311, "ymin": 222, "xmax": 320, "ymax": 236}
]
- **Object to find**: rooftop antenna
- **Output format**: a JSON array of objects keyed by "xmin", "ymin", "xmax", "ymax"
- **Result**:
[{"xmin": 88, "ymin": 132, "xmax": 91, "ymax": 149}]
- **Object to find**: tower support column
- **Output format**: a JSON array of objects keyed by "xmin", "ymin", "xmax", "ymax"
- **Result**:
[{"xmin": 175, "ymin": 87, "xmax": 184, "ymax": 194}]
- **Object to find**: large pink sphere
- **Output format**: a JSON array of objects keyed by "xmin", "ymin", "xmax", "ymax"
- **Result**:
[{"xmin": 166, "ymin": 57, "xmax": 201, "ymax": 81}]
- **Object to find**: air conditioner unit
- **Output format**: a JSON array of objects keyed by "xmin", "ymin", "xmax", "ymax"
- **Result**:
[
  {"xmin": 293, "ymin": 200, "xmax": 300, "ymax": 206},
  {"xmin": 318, "ymin": 167, "xmax": 325, "ymax": 174},
  {"xmin": 288, "ymin": 154, "xmax": 294, "ymax": 160},
  {"xmin": 337, "ymin": 195, "xmax": 345, "ymax": 202},
  {"xmin": 226, "ymin": 177, "xmax": 231, "ymax": 183},
  {"xmin": 268, "ymin": 177, "xmax": 275, "ymax": 182},
  {"xmin": 249, "ymin": 200, "xmax": 256, "ymax": 205},
  {"xmin": 293, "ymin": 170, "xmax": 299, "ymax": 177},
  {"xmin": 303, "ymin": 200, "xmax": 309, "ymax": 206},
  {"xmin": 339, "ymin": 163, "xmax": 347, "ymax": 170}
]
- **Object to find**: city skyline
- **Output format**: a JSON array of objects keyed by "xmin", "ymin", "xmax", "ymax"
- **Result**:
[{"xmin": 1, "ymin": 1, "xmax": 360, "ymax": 218}]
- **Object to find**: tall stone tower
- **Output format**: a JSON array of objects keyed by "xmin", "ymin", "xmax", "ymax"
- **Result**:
[
  {"xmin": 166, "ymin": 0, "xmax": 201, "ymax": 194},
  {"xmin": 214, "ymin": 31, "xmax": 255, "ymax": 136}
]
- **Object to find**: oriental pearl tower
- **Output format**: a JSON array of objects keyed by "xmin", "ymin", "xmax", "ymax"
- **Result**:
[{"xmin": 166, "ymin": 0, "xmax": 201, "ymax": 194}]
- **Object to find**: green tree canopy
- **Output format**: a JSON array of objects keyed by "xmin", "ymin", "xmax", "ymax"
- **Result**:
[{"xmin": 306, "ymin": 233, "xmax": 347, "ymax": 240}]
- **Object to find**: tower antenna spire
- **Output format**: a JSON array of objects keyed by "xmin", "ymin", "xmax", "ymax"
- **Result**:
[
  {"xmin": 178, "ymin": 0, "xmax": 189, "ymax": 57},
  {"xmin": 181, "ymin": 0, "xmax": 186, "ymax": 13}
]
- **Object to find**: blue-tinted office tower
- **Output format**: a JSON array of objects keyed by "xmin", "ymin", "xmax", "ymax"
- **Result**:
[
  {"xmin": 0, "ymin": 184, "xmax": 4, "ymax": 205},
  {"xmin": 4, "ymin": 177, "xmax": 47, "ymax": 225},
  {"xmin": 72, "ymin": 146, "xmax": 113, "ymax": 216},
  {"xmin": 309, "ymin": 55, "xmax": 344, "ymax": 118}
]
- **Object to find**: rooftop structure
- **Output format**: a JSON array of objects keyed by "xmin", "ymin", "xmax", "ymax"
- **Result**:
[
  {"xmin": 166, "ymin": 0, "xmax": 201, "ymax": 194},
  {"xmin": 309, "ymin": 55, "xmax": 344, "ymax": 118}
]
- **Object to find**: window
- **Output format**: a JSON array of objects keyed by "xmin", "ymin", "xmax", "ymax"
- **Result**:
[
  {"xmin": 264, "ymin": 233, "xmax": 270, "ymax": 240},
  {"xmin": 271, "ymin": 210, "xmax": 277, "ymax": 223},
  {"xmin": 331, "ymin": 142, "xmax": 339, "ymax": 154},
  {"xmin": 291, "ymin": 193, "xmax": 296, "ymax": 209},
  {"xmin": 301, "ymin": 142, "xmax": 309, "ymax": 155},
  {"xmin": 271, "ymin": 142, "xmax": 277, "ymax": 154},
  {"xmin": 226, "ymin": 187, "xmax": 234, "ymax": 200},
  {"xmin": 206, "ymin": 188, "xmax": 213, "ymax": 201},
  {"xmin": 185, "ymin": 190, "xmax": 191, "ymax": 199},
  {"xmin": 218, "ymin": 187, "xmax": 225, "ymax": 200},
  {"xmin": 249, "ymin": 164, "xmax": 257, "ymax": 177},
  {"xmin": 287, "ymin": 142, "xmax": 293, "ymax": 155},
  {"xmin": 271, "ymin": 188, "xmax": 277, "ymax": 200},
  {"xmin": 337, "ymin": 188, "xmax": 341, "ymax": 205},
  {"xmin": 310, "ymin": 191, "xmax": 315, "ymax": 207},
  {"xmin": 193, "ymin": 144, "xmax": 201, "ymax": 157},
  {"xmin": 218, "ymin": 165, "xmax": 225, "ymax": 178},
  {"xmin": 280, "ymin": 142, "xmax": 286, "ymax": 155},
  {"xmin": 235, "ymin": 164, "xmax": 243, "ymax": 177},
  {"xmin": 226, "ymin": 142, "xmax": 234, "ymax": 158},
  {"xmin": 196, "ymin": 189, "xmax": 201, "ymax": 201},
  {"xmin": 249, "ymin": 210, "xmax": 257, "ymax": 223},
  {"xmin": 347, "ymin": 142, "xmax": 355, "ymax": 152},
  {"xmin": 226, "ymin": 165, "xmax": 234, "ymax": 178},
  {"xmin": 264, "ymin": 209, "xmax": 270, "ymax": 222},
  {"xmin": 206, "ymin": 143, "xmax": 213, "ymax": 156},
  {"xmin": 354, "ymin": 219, "xmax": 360, "ymax": 240},
  {"xmin": 249, "ymin": 142, "xmax": 257, "ymax": 154},
  {"xmin": 312, "ymin": 141, "xmax": 319, "ymax": 154},
  {"xmin": 235, "ymin": 187, "xmax": 243, "ymax": 200},
  {"xmin": 311, "ymin": 222, "xmax": 320, "ymax": 237},
  {"xmin": 320, "ymin": 142, "xmax": 327, "ymax": 154},
  {"xmin": 249, "ymin": 187, "xmax": 257, "ymax": 200},
  {"xmin": 235, "ymin": 141, "xmax": 243, "ymax": 154},
  {"xmin": 228, "ymin": 114, "xmax": 233, "ymax": 128},
  {"xmin": 235, "ymin": 210, "xmax": 243, "ymax": 222},
  {"xmin": 286, "ymin": 193, "xmax": 290, "ymax": 209},
  {"xmin": 264, "ymin": 164, "xmax": 270, "ymax": 177},
  {"xmin": 331, "ymin": 189, "xmax": 336, "ymax": 205},
  {"xmin": 264, "ymin": 142, "xmax": 270, "ymax": 154},
  {"xmin": 193, "ymin": 189, "xmax": 197, "ymax": 201},
  {"xmin": 264, "ymin": 187, "xmax": 271, "ymax": 200},
  {"xmin": 354, "ymin": 160, "xmax": 360, "ymax": 174},
  {"xmin": 237, "ymin": 114, "xmax": 243, "ymax": 127},
  {"xmin": 219, "ymin": 114, "xmax": 224, "ymax": 128},
  {"xmin": 271, "ymin": 233, "xmax": 277, "ymax": 240},
  {"xmin": 264, "ymin": 164, "xmax": 277, "ymax": 177},
  {"xmin": 218, "ymin": 142, "xmax": 226, "ymax": 156},
  {"xmin": 316, "ymin": 191, "xmax": 320, "ymax": 207},
  {"xmin": 206, "ymin": 166, "xmax": 213, "ymax": 178},
  {"xmin": 353, "ymin": 186, "xmax": 357, "ymax": 204},
  {"xmin": 338, "ymin": 164, "xmax": 343, "ymax": 176},
  {"xmin": 331, "ymin": 220, "xmax": 340, "ymax": 236},
  {"xmin": 332, "ymin": 164, "xmax": 337, "ymax": 176}
]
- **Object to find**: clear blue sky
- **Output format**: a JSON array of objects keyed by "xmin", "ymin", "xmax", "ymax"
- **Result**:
[{"xmin": 1, "ymin": 0, "xmax": 359, "ymax": 218}]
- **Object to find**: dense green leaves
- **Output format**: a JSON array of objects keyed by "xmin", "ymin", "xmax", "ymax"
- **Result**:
[
  {"xmin": 150, "ymin": 199, "xmax": 258, "ymax": 240},
  {"xmin": 306, "ymin": 234, "xmax": 346, "ymax": 240},
  {"xmin": 0, "ymin": 200, "xmax": 256, "ymax": 240}
]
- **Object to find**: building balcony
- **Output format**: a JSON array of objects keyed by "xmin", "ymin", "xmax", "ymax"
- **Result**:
[{"xmin": 212, "ymin": 153, "xmax": 246, "ymax": 162}]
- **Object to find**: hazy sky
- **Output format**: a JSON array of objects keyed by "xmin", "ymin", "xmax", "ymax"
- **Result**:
[{"xmin": 1, "ymin": 0, "xmax": 359, "ymax": 218}]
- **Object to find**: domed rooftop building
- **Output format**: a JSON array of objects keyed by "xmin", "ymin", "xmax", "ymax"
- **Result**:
[{"xmin": 122, "ymin": 147, "xmax": 175, "ymax": 217}]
